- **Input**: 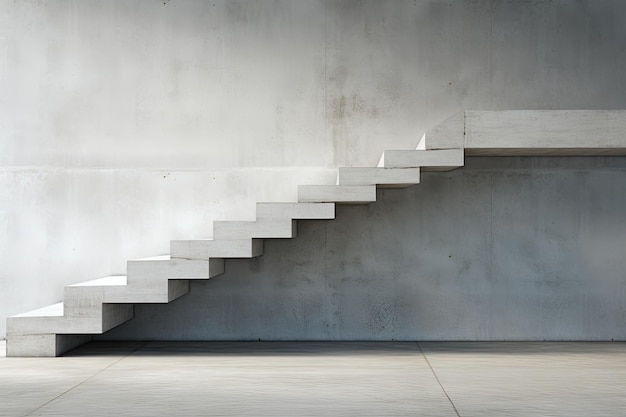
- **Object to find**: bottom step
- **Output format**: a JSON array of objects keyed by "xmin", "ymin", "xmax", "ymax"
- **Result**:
[
  {"xmin": 7, "ymin": 301, "xmax": 134, "ymax": 337},
  {"xmin": 6, "ymin": 333, "xmax": 93, "ymax": 357}
]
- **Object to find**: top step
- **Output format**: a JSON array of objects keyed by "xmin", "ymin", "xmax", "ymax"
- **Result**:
[
  {"xmin": 377, "ymin": 149, "xmax": 464, "ymax": 171},
  {"xmin": 424, "ymin": 111, "xmax": 626, "ymax": 155}
]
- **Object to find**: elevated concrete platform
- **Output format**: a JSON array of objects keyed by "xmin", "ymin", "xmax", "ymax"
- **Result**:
[{"xmin": 424, "ymin": 110, "xmax": 626, "ymax": 155}]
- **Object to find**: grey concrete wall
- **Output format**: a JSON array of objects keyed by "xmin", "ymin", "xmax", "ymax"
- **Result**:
[
  {"xmin": 99, "ymin": 157, "xmax": 626, "ymax": 341},
  {"xmin": 2, "ymin": 0, "xmax": 626, "ymax": 339}
]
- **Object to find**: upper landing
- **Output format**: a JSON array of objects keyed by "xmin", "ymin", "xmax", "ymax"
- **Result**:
[{"xmin": 422, "ymin": 110, "xmax": 626, "ymax": 156}]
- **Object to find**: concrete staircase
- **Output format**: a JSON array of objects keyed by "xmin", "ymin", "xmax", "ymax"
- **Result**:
[
  {"xmin": 8, "ymin": 109, "xmax": 626, "ymax": 357},
  {"xmin": 5, "ymin": 148, "xmax": 464, "ymax": 357}
]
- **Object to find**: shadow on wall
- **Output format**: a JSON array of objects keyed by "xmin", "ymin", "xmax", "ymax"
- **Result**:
[{"xmin": 96, "ymin": 157, "xmax": 626, "ymax": 342}]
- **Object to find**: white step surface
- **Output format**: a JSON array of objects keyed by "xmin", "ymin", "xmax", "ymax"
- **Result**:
[
  {"xmin": 213, "ymin": 220, "xmax": 296, "ymax": 239},
  {"xmin": 97, "ymin": 280, "xmax": 189, "ymax": 304},
  {"xmin": 10, "ymin": 302, "xmax": 64, "ymax": 318},
  {"xmin": 377, "ymin": 149, "xmax": 464, "ymax": 171},
  {"xmin": 298, "ymin": 185, "xmax": 376, "ymax": 204},
  {"xmin": 171, "ymin": 239, "xmax": 263, "ymax": 260},
  {"xmin": 64, "ymin": 274, "xmax": 189, "ymax": 306},
  {"xmin": 256, "ymin": 202, "xmax": 335, "ymax": 220},
  {"xmin": 337, "ymin": 167, "xmax": 421, "ymax": 188},
  {"xmin": 6, "ymin": 301, "xmax": 133, "ymax": 336},
  {"xmin": 65, "ymin": 275, "xmax": 128, "ymax": 308},
  {"xmin": 68, "ymin": 275, "xmax": 128, "ymax": 287}
]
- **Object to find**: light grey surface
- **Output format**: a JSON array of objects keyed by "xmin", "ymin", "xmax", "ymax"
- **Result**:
[
  {"xmin": 170, "ymin": 238, "xmax": 264, "ymax": 260},
  {"xmin": 256, "ymin": 202, "xmax": 336, "ymax": 220},
  {"xmin": 298, "ymin": 184, "xmax": 377, "ymax": 203},
  {"xmin": 3, "ymin": 1, "xmax": 626, "ymax": 169},
  {"xmin": 424, "ymin": 111, "xmax": 626, "ymax": 153},
  {"xmin": 100, "ymin": 157, "xmax": 626, "ymax": 341},
  {"xmin": 1, "ymin": 341, "xmax": 626, "ymax": 416},
  {"xmin": 337, "ymin": 167, "xmax": 421, "ymax": 187},
  {"xmin": 378, "ymin": 149, "xmax": 464, "ymax": 170},
  {"xmin": 465, "ymin": 111, "xmax": 626, "ymax": 154},
  {"xmin": 213, "ymin": 219, "xmax": 296, "ymax": 240},
  {"xmin": 4, "ymin": 0, "xmax": 626, "ymax": 339}
]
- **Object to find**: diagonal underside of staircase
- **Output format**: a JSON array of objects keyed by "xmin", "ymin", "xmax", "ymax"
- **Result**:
[{"xmin": 7, "ymin": 110, "xmax": 626, "ymax": 357}]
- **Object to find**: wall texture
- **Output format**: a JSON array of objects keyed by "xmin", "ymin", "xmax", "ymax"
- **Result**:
[
  {"xmin": 2, "ymin": 0, "xmax": 626, "ymax": 339},
  {"xmin": 100, "ymin": 157, "xmax": 626, "ymax": 341}
]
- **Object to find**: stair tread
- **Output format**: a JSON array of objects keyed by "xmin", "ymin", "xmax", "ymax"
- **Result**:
[
  {"xmin": 133, "ymin": 255, "xmax": 170, "ymax": 262},
  {"xmin": 11, "ymin": 302, "xmax": 64, "ymax": 318},
  {"xmin": 68, "ymin": 276, "xmax": 128, "ymax": 287},
  {"xmin": 176, "ymin": 238, "xmax": 253, "ymax": 242}
]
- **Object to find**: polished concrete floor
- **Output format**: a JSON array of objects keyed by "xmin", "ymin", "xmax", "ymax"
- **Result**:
[{"xmin": 1, "ymin": 340, "xmax": 626, "ymax": 416}]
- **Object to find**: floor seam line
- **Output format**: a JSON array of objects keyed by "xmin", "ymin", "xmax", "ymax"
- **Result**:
[
  {"xmin": 22, "ymin": 341, "xmax": 147, "ymax": 417},
  {"xmin": 417, "ymin": 342, "xmax": 462, "ymax": 417}
]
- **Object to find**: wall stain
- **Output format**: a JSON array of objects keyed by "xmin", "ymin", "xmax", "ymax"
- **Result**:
[{"xmin": 330, "ymin": 94, "xmax": 380, "ymax": 123}]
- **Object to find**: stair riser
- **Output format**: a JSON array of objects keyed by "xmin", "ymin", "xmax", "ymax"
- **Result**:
[
  {"xmin": 6, "ymin": 334, "xmax": 92, "ymax": 357},
  {"xmin": 171, "ymin": 239, "xmax": 263, "ymax": 259},
  {"xmin": 102, "ymin": 279, "xmax": 190, "ymax": 303},
  {"xmin": 127, "ymin": 259, "xmax": 223, "ymax": 281},
  {"xmin": 298, "ymin": 185, "xmax": 376, "ymax": 204},
  {"xmin": 62, "ymin": 291, "xmax": 134, "ymax": 322},
  {"xmin": 256, "ymin": 203, "xmax": 335, "ymax": 220},
  {"xmin": 7, "ymin": 303, "xmax": 133, "ymax": 335},
  {"xmin": 337, "ymin": 167, "xmax": 421, "ymax": 187},
  {"xmin": 378, "ymin": 149, "xmax": 464, "ymax": 171},
  {"xmin": 213, "ymin": 220, "xmax": 296, "ymax": 239},
  {"xmin": 9, "ymin": 316, "xmax": 104, "ymax": 335}
]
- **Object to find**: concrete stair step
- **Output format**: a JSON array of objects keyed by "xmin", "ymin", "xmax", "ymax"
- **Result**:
[
  {"xmin": 6, "ymin": 298, "xmax": 103, "ymax": 356},
  {"xmin": 337, "ymin": 167, "xmax": 421, "ymax": 188},
  {"xmin": 213, "ymin": 219, "xmax": 296, "ymax": 239},
  {"xmin": 171, "ymin": 238, "xmax": 263, "ymax": 260},
  {"xmin": 109, "ymin": 255, "xmax": 223, "ymax": 302},
  {"xmin": 6, "ymin": 334, "xmax": 93, "ymax": 358},
  {"xmin": 64, "ymin": 276, "xmax": 132, "ymax": 321},
  {"xmin": 377, "ymin": 149, "xmax": 464, "ymax": 171},
  {"xmin": 256, "ymin": 202, "xmax": 335, "ymax": 220},
  {"xmin": 127, "ymin": 255, "xmax": 224, "ymax": 280},
  {"xmin": 6, "ymin": 300, "xmax": 133, "ymax": 336},
  {"xmin": 10, "ymin": 302, "xmax": 64, "ymax": 318},
  {"xmin": 68, "ymin": 276, "xmax": 188, "ymax": 305},
  {"xmin": 298, "ymin": 185, "xmax": 376, "ymax": 204}
]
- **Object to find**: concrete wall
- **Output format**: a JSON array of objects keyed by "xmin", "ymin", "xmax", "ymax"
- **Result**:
[
  {"xmin": 2, "ymin": 0, "xmax": 626, "ymax": 339},
  {"xmin": 99, "ymin": 157, "xmax": 626, "ymax": 341}
]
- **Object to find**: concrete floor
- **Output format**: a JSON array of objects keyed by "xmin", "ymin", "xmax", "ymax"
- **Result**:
[{"xmin": 1, "ymin": 341, "xmax": 625, "ymax": 416}]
